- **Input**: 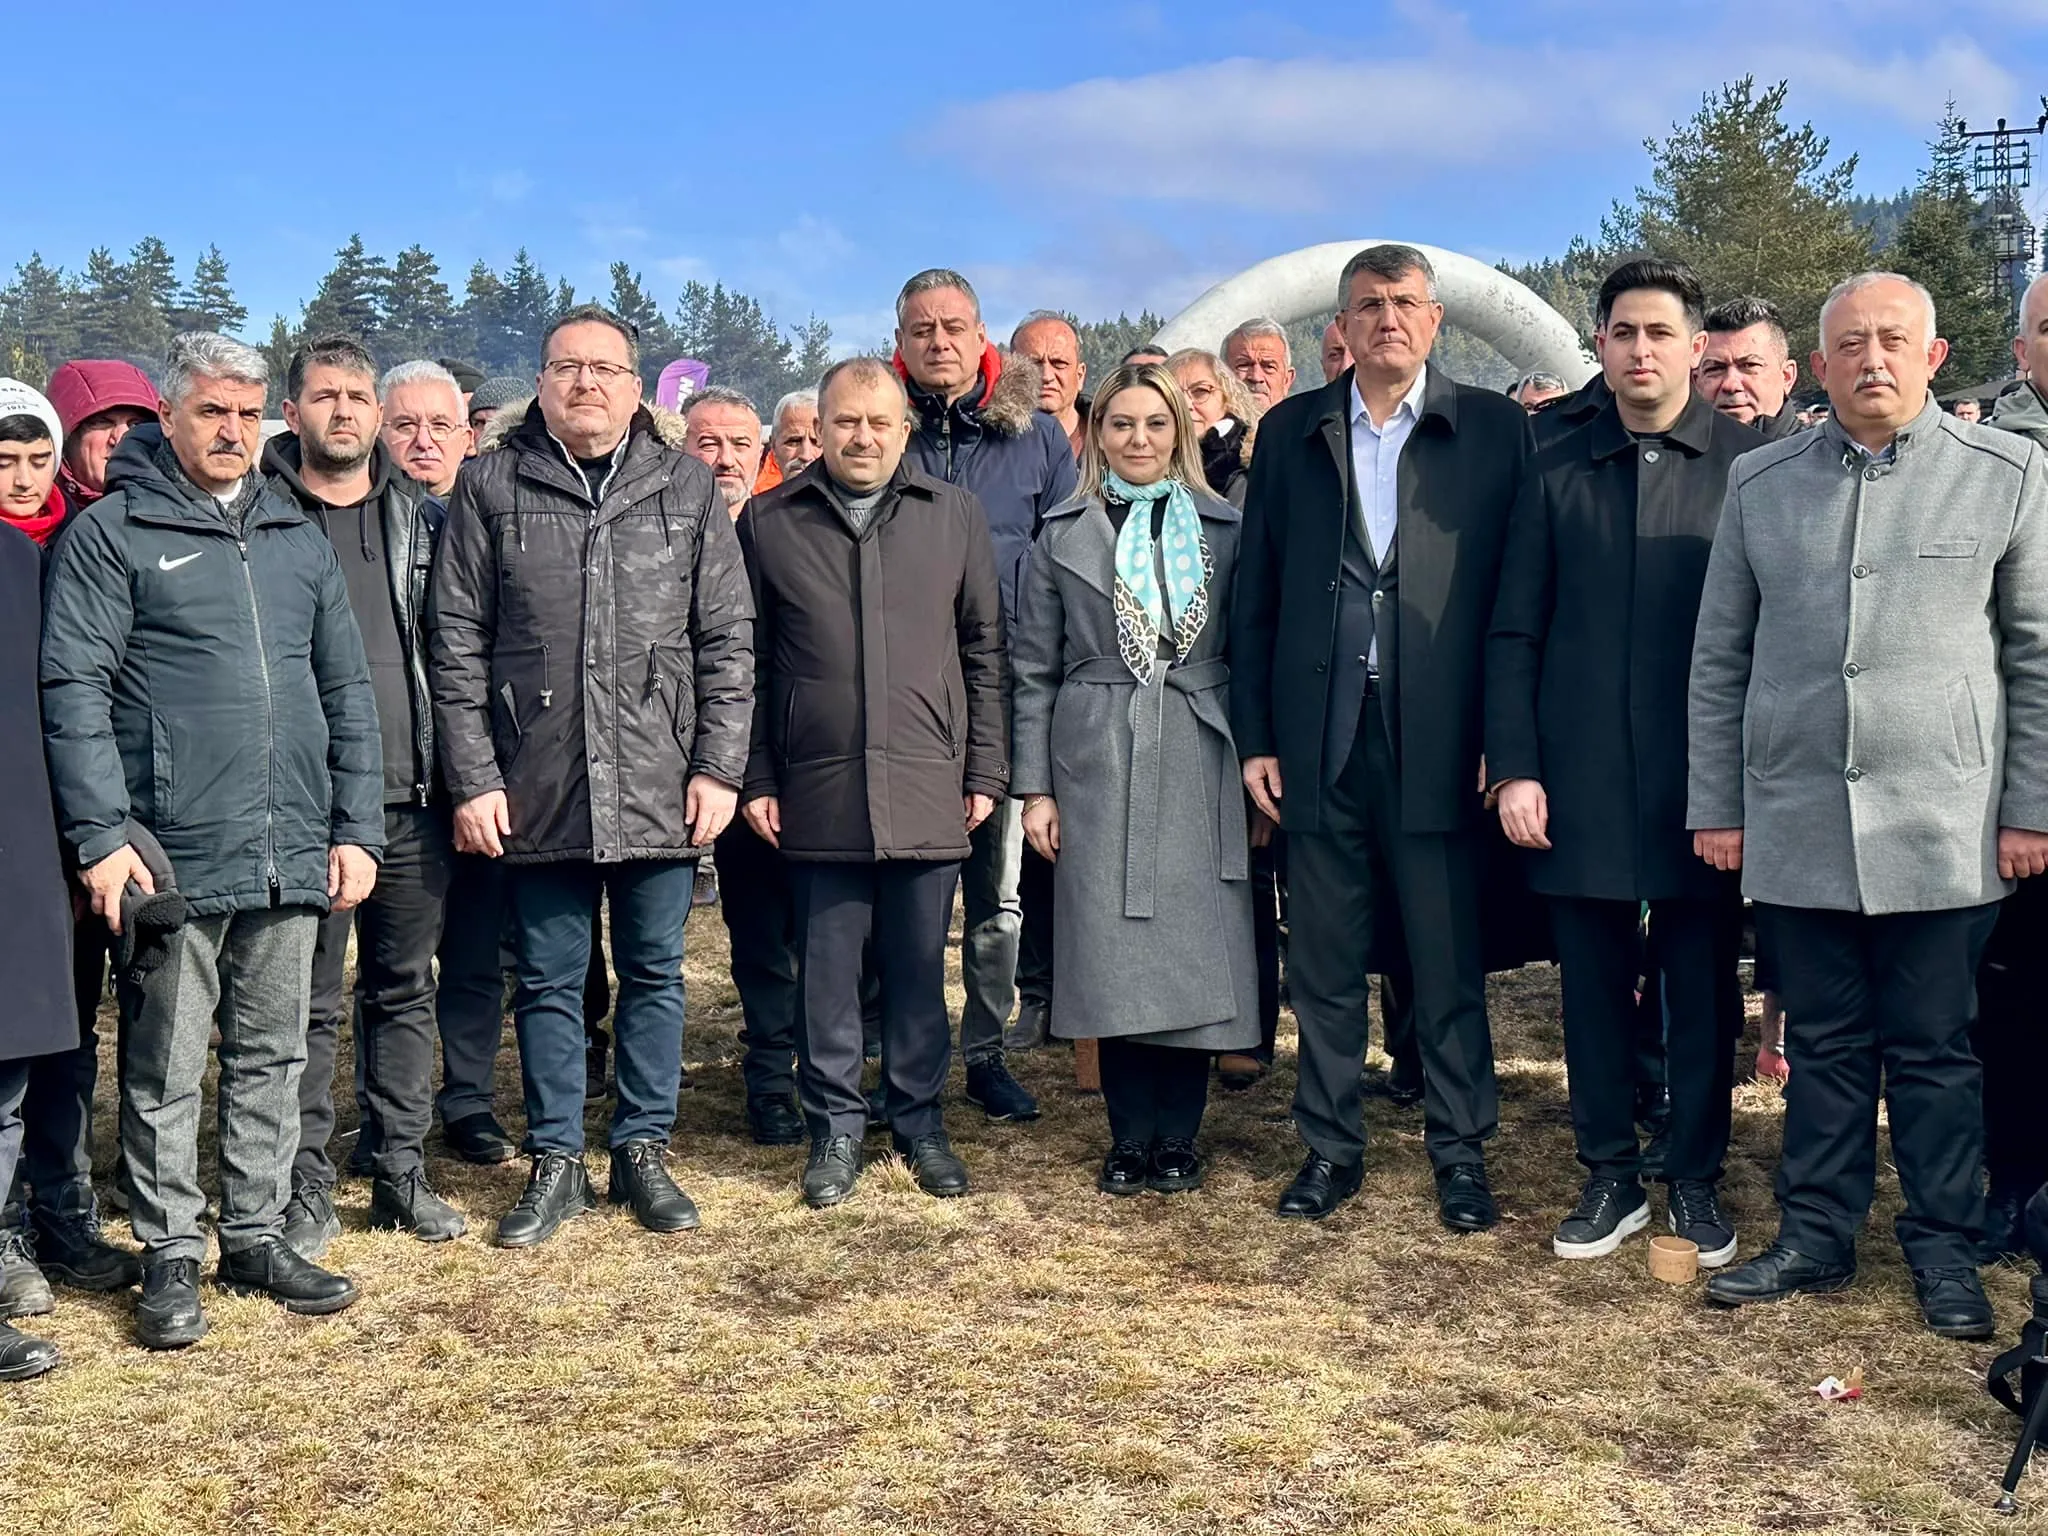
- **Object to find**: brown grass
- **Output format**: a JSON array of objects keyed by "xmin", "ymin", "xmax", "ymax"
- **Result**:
[{"xmin": 0, "ymin": 916, "xmax": 2042, "ymax": 1535}]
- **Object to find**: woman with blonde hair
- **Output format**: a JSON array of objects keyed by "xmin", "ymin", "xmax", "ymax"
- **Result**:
[
  {"xmin": 1011, "ymin": 364, "xmax": 1264, "ymax": 1195},
  {"xmin": 1166, "ymin": 348, "xmax": 1258, "ymax": 507}
]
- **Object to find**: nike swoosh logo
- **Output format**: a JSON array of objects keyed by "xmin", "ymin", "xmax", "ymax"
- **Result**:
[{"xmin": 157, "ymin": 552, "xmax": 202, "ymax": 571}]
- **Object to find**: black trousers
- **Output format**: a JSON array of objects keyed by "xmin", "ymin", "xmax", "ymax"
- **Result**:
[
  {"xmin": 1019, "ymin": 844, "xmax": 1055, "ymax": 1011},
  {"xmin": 718, "ymin": 817, "xmax": 800, "ymax": 1103},
  {"xmin": 1250, "ymin": 839, "xmax": 1283, "ymax": 1061},
  {"xmin": 790, "ymin": 860, "xmax": 959, "ymax": 1142},
  {"xmin": 1550, "ymin": 894, "xmax": 1737, "ymax": 1184},
  {"xmin": 1759, "ymin": 901, "xmax": 1999, "ymax": 1270},
  {"xmin": 1975, "ymin": 877, "xmax": 2048, "ymax": 1200},
  {"xmin": 298, "ymin": 806, "xmax": 453, "ymax": 1182},
  {"xmin": 1099, "ymin": 1037, "xmax": 1210, "ymax": 1144},
  {"xmin": 1287, "ymin": 695, "xmax": 1495, "ymax": 1171}
]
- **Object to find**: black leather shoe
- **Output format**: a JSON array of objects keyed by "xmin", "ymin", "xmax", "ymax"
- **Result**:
[
  {"xmin": 895, "ymin": 1131, "xmax": 970, "ymax": 1198},
  {"xmin": 1276, "ymin": 1151, "xmax": 1363, "ymax": 1219},
  {"xmin": 746, "ymin": 1095, "xmax": 806, "ymax": 1147},
  {"xmin": 217, "ymin": 1237, "xmax": 358, "ymax": 1316},
  {"xmin": 0, "ymin": 1320, "xmax": 60, "ymax": 1380},
  {"xmin": 1914, "ymin": 1265, "xmax": 1996, "ymax": 1340},
  {"xmin": 607, "ymin": 1140, "xmax": 700, "ymax": 1233},
  {"xmin": 1148, "ymin": 1137, "xmax": 1204, "ymax": 1195},
  {"xmin": 585, "ymin": 1029, "xmax": 611, "ymax": 1105},
  {"xmin": 136, "ymin": 1258, "xmax": 208, "ymax": 1349},
  {"xmin": 280, "ymin": 1180, "xmax": 341, "ymax": 1262},
  {"xmin": 1098, "ymin": 1139, "xmax": 1149, "ymax": 1197},
  {"xmin": 368, "ymin": 1170, "xmax": 467, "ymax": 1242},
  {"xmin": 0, "ymin": 1225, "xmax": 52, "ymax": 1319},
  {"xmin": 443, "ymin": 1112, "xmax": 517, "ymax": 1165},
  {"xmin": 495, "ymin": 1152, "xmax": 596, "ymax": 1248},
  {"xmin": 1004, "ymin": 999, "xmax": 1051, "ymax": 1053},
  {"xmin": 31, "ymin": 1203, "xmax": 141, "ymax": 1292},
  {"xmin": 965, "ymin": 1058, "xmax": 1041, "ymax": 1122},
  {"xmin": 1705, "ymin": 1243, "xmax": 1855, "ymax": 1307},
  {"xmin": 802, "ymin": 1136, "xmax": 862, "ymax": 1208},
  {"xmin": 1435, "ymin": 1162, "xmax": 1498, "ymax": 1233}
]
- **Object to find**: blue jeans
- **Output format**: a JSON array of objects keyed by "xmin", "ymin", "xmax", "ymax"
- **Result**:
[{"xmin": 507, "ymin": 859, "xmax": 695, "ymax": 1154}]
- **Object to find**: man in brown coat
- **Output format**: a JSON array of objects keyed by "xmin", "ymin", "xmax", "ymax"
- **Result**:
[{"xmin": 741, "ymin": 357, "xmax": 1009, "ymax": 1209}]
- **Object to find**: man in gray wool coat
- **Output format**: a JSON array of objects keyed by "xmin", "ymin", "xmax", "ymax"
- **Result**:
[{"xmin": 1687, "ymin": 271, "xmax": 2048, "ymax": 1339}]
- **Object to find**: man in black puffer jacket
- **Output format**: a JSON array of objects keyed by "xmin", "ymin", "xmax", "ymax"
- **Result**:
[
  {"xmin": 42, "ymin": 332, "xmax": 383, "ymax": 1350},
  {"xmin": 430, "ymin": 304, "xmax": 753, "ymax": 1250}
]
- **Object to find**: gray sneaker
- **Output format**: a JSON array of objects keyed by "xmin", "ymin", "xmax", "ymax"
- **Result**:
[
  {"xmin": 0, "ymin": 1225, "xmax": 53, "ymax": 1319},
  {"xmin": 280, "ymin": 1181, "xmax": 342, "ymax": 1262}
]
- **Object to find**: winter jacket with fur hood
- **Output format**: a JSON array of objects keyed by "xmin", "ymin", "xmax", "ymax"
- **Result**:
[
  {"xmin": 901, "ymin": 350, "xmax": 1078, "ymax": 639},
  {"xmin": 428, "ymin": 398, "xmax": 754, "ymax": 864}
]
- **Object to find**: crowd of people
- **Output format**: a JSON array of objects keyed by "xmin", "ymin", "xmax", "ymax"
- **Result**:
[{"xmin": 0, "ymin": 243, "xmax": 2042, "ymax": 1384}]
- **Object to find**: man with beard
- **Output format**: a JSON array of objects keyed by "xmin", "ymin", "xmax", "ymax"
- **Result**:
[
  {"xmin": 264, "ymin": 336, "xmax": 463, "ymax": 1252},
  {"xmin": 1224, "ymin": 318, "xmax": 1296, "ymax": 407},
  {"xmin": 770, "ymin": 391, "xmax": 822, "ymax": 479}
]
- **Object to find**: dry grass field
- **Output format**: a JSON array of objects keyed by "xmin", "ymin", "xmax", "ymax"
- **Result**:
[{"xmin": 0, "ymin": 911, "xmax": 2043, "ymax": 1536}]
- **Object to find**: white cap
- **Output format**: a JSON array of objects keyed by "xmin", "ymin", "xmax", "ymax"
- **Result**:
[{"xmin": 0, "ymin": 378, "xmax": 62, "ymax": 460}]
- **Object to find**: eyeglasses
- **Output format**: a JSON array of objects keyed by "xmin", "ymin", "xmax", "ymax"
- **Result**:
[
  {"xmin": 388, "ymin": 418, "xmax": 466, "ymax": 443},
  {"xmin": 542, "ymin": 360, "xmax": 635, "ymax": 385},
  {"xmin": 1350, "ymin": 296, "xmax": 1433, "ymax": 317}
]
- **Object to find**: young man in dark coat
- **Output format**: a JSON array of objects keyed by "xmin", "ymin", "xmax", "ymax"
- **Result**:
[
  {"xmin": 0, "ymin": 520, "xmax": 80, "ymax": 1381},
  {"xmin": 41, "ymin": 333, "xmax": 384, "ymax": 1350},
  {"xmin": 264, "ymin": 336, "xmax": 463, "ymax": 1254},
  {"xmin": 1487, "ymin": 258, "xmax": 1762, "ymax": 1267},
  {"xmin": 430, "ymin": 305, "xmax": 754, "ymax": 1250},
  {"xmin": 896, "ymin": 269, "xmax": 1075, "ymax": 1123},
  {"xmin": 1232, "ymin": 243, "xmax": 1532, "ymax": 1231},
  {"xmin": 741, "ymin": 356, "xmax": 1010, "ymax": 1209}
]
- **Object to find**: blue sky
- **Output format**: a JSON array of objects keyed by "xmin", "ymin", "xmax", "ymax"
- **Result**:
[{"xmin": 10, "ymin": 0, "xmax": 2047, "ymax": 351}]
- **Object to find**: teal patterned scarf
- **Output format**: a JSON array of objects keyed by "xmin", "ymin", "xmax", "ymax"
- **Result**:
[{"xmin": 1106, "ymin": 469, "xmax": 1210, "ymax": 685}]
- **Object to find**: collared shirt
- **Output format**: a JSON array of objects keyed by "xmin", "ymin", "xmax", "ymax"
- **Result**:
[
  {"xmin": 1349, "ymin": 370, "xmax": 1426, "ymax": 669},
  {"xmin": 1349, "ymin": 371, "xmax": 1426, "ymax": 566}
]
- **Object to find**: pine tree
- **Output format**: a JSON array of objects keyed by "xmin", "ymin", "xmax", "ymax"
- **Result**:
[
  {"xmin": 1072, "ymin": 311, "xmax": 1167, "ymax": 381},
  {"xmin": 607, "ymin": 263, "xmax": 677, "ymax": 383},
  {"xmin": 177, "ymin": 245, "xmax": 247, "ymax": 334},
  {"xmin": 673, "ymin": 281, "xmax": 797, "ymax": 409},
  {"xmin": 456, "ymin": 261, "xmax": 512, "ymax": 369},
  {"xmin": 381, "ymin": 245, "xmax": 454, "ymax": 363},
  {"xmin": 790, "ymin": 314, "xmax": 835, "ymax": 382},
  {"xmin": 1602, "ymin": 76, "xmax": 1872, "ymax": 367},
  {"xmin": 496, "ymin": 250, "xmax": 558, "ymax": 368},
  {"xmin": 73, "ymin": 247, "xmax": 137, "ymax": 360},
  {"xmin": 0, "ymin": 254, "xmax": 78, "ymax": 374},
  {"xmin": 1889, "ymin": 102, "xmax": 2008, "ymax": 391},
  {"xmin": 259, "ymin": 315, "xmax": 301, "ymax": 412},
  {"xmin": 300, "ymin": 235, "xmax": 391, "ymax": 342}
]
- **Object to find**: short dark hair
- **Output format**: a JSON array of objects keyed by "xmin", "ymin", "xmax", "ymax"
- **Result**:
[
  {"xmin": 542, "ymin": 303, "xmax": 641, "ymax": 372},
  {"xmin": 0, "ymin": 414, "xmax": 53, "ymax": 447},
  {"xmin": 1703, "ymin": 295, "xmax": 1790, "ymax": 354},
  {"xmin": 1596, "ymin": 258, "xmax": 1706, "ymax": 332},
  {"xmin": 1336, "ymin": 244, "xmax": 1438, "ymax": 312},
  {"xmin": 818, "ymin": 356, "xmax": 908, "ymax": 413},
  {"xmin": 286, "ymin": 334, "xmax": 378, "ymax": 402},
  {"xmin": 1121, "ymin": 346, "xmax": 1169, "ymax": 366}
]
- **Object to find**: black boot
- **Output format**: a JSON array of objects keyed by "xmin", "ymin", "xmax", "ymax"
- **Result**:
[
  {"xmin": 746, "ymin": 1095, "xmax": 806, "ymax": 1147},
  {"xmin": 802, "ymin": 1136, "xmax": 862, "ymax": 1208},
  {"xmin": 31, "ymin": 1201, "xmax": 142, "ymax": 1292},
  {"xmin": 368, "ymin": 1169, "xmax": 467, "ymax": 1242},
  {"xmin": 495, "ymin": 1152, "xmax": 596, "ymax": 1249},
  {"xmin": 0, "ymin": 1320, "xmax": 60, "ymax": 1380},
  {"xmin": 134, "ymin": 1257, "xmax": 208, "ymax": 1350},
  {"xmin": 607, "ymin": 1141, "xmax": 700, "ymax": 1233},
  {"xmin": 280, "ymin": 1179, "xmax": 341, "ymax": 1262},
  {"xmin": 216, "ymin": 1237, "xmax": 359, "ymax": 1316}
]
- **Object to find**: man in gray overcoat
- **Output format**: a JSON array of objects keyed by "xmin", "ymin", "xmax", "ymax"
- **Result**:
[{"xmin": 1688, "ymin": 272, "xmax": 2048, "ymax": 1338}]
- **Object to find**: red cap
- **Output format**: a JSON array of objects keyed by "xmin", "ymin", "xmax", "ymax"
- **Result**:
[{"xmin": 45, "ymin": 359, "xmax": 161, "ymax": 435}]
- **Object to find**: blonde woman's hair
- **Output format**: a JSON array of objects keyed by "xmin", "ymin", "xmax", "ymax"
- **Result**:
[{"xmin": 1079, "ymin": 363, "xmax": 1211, "ymax": 500}]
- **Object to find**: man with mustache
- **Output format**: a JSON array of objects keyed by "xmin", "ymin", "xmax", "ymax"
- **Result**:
[
  {"xmin": 1689, "ymin": 273, "xmax": 2048, "ymax": 1338},
  {"xmin": 41, "ymin": 332, "xmax": 383, "ymax": 1348}
]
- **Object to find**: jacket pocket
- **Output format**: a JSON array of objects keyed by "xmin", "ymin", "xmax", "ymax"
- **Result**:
[
  {"xmin": 1947, "ymin": 675, "xmax": 1988, "ymax": 771},
  {"xmin": 938, "ymin": 671, "xmax": 958, "ymax": 754},
  {"xmin": 1920, "ymin": 539, "xmax": 1981, "ymax": 558},
  {"xmin": 1744, "ymin": 680, "xmax": 1781, "ymax": 778},
  {"xmin": 648, "ymin": 644, "xmax": 697, "ymax": 757},
  {"xmin": 150, "ymin": 711, "xmax": 177, "ymax": 825}
]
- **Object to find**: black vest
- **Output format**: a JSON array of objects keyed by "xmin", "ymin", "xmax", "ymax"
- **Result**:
[{"xmin": 1323, "ymin": 431, "xmax": 1400, "ymax": 783}]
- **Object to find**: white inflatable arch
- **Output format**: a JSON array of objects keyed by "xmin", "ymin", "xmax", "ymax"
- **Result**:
[{"xmin": 1153, "ymin": 239, "xmax": 1595, "ymax": 385}]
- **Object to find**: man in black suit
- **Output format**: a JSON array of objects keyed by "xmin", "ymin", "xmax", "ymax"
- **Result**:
[
  {"xmin": 1487, "ymin": 258, "xmax": 1760, "ymax": 1268},
  {"xmin": 1232, "ymin": 243, "xmax": 1532, "ymax": 1228}
]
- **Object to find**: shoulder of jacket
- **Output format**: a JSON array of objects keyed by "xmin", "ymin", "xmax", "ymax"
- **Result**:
[
  {"xmin": 981, "ymin": 356, "xmax": 1041, "ymax": 437},
  {"xmin": 1449, "ymin": 380, "xmax": 1529, "ymax": 430},
  {"xmin": 1940, "ymin": 413, "xmax": 2039, "ymax": 475},
  {"xmin": 1728, "ymin": 429, "xmax": 1826, "ymax": 490}
]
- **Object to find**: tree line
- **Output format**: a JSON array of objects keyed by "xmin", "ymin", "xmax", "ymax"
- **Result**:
[{"xmin": 0, "ymin": 76, "xmax": 2022, "ymax": 413}]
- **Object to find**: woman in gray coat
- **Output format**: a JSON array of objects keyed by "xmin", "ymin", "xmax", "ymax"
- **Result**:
[{"xmin": 1012, "ymin": 363, "xmax": 1264, "ymax": 1196}]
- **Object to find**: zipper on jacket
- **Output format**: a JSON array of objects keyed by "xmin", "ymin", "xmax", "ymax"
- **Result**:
[
  {"xmin": 645, "ymin": 644, "xmax": 661, "ymax": 703},
  {"xmin": 238, "ymin": 536, "xmax": 280, "ymax": 893},
  {"xmin": 540, "ymin": 642, "xmax": 554, "ymax": 708},
  {"xmin": 394, "ymin": 493, "xmax": 433, "ymax": 808}
]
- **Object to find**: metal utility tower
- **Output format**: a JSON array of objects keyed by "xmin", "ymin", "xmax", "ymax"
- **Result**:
[{"xmin": 1956, "ymin": 103, "xmax": 2048, "ymax": 327}]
